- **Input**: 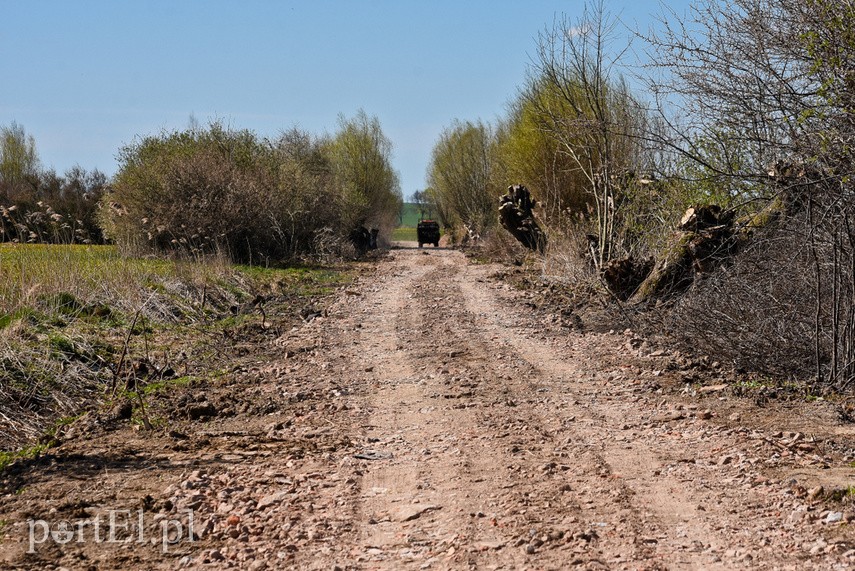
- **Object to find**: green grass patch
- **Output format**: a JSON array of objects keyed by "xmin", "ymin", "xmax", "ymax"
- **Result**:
[
  {"xmin": 0, "ymin": 443, "xmax": 51, "ymax": 473},
  {"xmin": 53, "ymin": 414, "xmax": 83, "ymax": 430},
  {"xmin": 392, "ymin": 226, "xmax": 418, "ymax": 242},
  {"xmin": 41, "ymin": 292, "xmax": 84, "ymax": 315},
  {"xmin": 47, "ymin": 332, "xmax": 77, "ymax": 356},
  {"xmin": 467, "ymin": 254, "xmax": 493, "ymax": 265},
  {"xmin": 141, "ymin": 375, "xmax": 197, "ymax": 396},
  {"xmin": 238, "ymin": 264, "xmax": 347, "ymax": 283},
  {"xmin": 0, "ymin": 244, "xmax": 174, "ymax": 317},
  {"xmin": 1, "ymin": 354, "xmax": 54, "ymax": 392},
  {"xmin": 399, "ymin": 202, "xmax": 439, "ymax": 226},
  {"xmin": 733, "ymin": 377, "xmax": 766, "ymax": 391},
  {"xmin": 398, "ymin": 203, "xmax": 422, "ymax": 227},
  {"xmin": 0, "ymin": 244, "xmax": 351, "ymax": 313},
  {"xmin": 0, "ymin": 307, "xmax": 46, "ymax": 330},
  {"xmin": 237, "ymin": 265, "xmax": 353, "ymax": 297}
]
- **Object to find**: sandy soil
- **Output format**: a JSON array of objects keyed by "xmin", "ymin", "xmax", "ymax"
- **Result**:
[{"xmin": 1, "ymin": 244, "xmax": 854, "ymax": 570}]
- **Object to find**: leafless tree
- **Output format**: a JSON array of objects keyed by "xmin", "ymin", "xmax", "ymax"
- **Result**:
[
  {"xmin": 526, "ymin": 0, "xmax": 653, "ymax": 268},
  {"xmin": 646, "ymin": 0, "xmax": 855, "ymax": 388}
]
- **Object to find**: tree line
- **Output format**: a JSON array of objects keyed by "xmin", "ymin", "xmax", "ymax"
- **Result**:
[
  {"xmin": 426, "ymin": 0, "xmax": 855, "ymax": 390},
  {"xmin": 0, "ymin": 110, "xmax": 402, "ymax": 264},
  {"xmin": 0, "ymin": 122, "xmax": 107, "ymax": 244}
]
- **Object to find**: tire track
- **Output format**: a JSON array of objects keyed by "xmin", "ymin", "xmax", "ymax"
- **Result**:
[
  {"xmin": 348, "ymin": 250, "xmax": 579, "ymax": 568},
  {"xmin": 324, "ymin": 245, "xmax": 852, "ymax": 570},
  {"xmin": 458, "ymin": 264, "xmax": 732, "ymax": 569}
]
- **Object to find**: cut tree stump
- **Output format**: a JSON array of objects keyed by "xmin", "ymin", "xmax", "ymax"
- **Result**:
[{"xmin": 498, "ymin": 184, "xmax": 547, "ymax": 253}]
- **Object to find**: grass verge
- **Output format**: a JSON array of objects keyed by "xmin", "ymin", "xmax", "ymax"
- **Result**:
[
  {"xmin": 392, "ymin": 226, "xmax": 418, "ymax": 242},
  {"xmin": 0, "ymin": 244, "xmax": 354, "ymax": 456}
]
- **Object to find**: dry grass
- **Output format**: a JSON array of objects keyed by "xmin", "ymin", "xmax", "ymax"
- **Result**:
[
  {"xmin": 539, "ymin": 230, "xmax": 597, "ymax": 289},
  {"xmin": 470, "ymin": 229, "xmax": 529, "ymax": 263},
  {"xmin": 0, "ymin": 244, "xmax": 352, "ymax": 453}
]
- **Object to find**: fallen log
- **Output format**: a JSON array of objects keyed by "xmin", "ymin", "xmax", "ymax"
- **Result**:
[
  {"xmin": 601, "ymin": 256, "xmax": 654, "ymax": 301},
  {"xmin": 623, "ymin": 162, "xmax": 816, "ymax": 304},
  {"xmin": 628, "ymin": 205, "xmax": 738, "ymax": 303},
  {"xmin": 627, "ymin": 197, "xmax": 791, "ymax": 303}
]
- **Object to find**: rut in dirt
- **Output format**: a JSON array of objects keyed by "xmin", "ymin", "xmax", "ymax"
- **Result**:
[
  {"xmin": 336, "ymin": 248, "xmax": 713, "ymax": 569},
  {"xmin": 2, "ymin": 245, "xmax": 853, "ymax": 571}
]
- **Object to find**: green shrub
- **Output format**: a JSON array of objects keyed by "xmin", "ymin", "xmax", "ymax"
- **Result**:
[{"xmin": 104, "ymin": 116, "xmax": 400, "ymax": 264}]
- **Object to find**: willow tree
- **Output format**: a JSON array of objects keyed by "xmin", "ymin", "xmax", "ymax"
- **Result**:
[
  {"xmin": 525, "ymin": 1, "xmax": 652, "ymax": 268},
  {"xmin": 0, "ymin": 122, "xmax": 40, "ymax": 197},
  {"xmin": 326, "ymin": 110, "xmax": 402, "ymax": 235},
  {"xmin": 427, "ymin": 119, "xmax": 497, "ymax": 235}
]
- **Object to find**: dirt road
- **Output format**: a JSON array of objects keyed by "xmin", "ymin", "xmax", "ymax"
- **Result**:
[{"xmin": 2, "ymin": 245, "xmax": 855, "ymax": 569}]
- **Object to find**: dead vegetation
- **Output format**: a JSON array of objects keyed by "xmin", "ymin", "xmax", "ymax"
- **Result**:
[
  {"xmin": 0, "ymin": 245, "xmax": 354, "ymax": 454},
  {"xmin": 437, "ymin": 0, "xmax": 855, "ymax": 395}
]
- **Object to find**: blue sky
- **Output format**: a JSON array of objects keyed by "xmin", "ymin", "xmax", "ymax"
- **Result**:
[{"xmin": 1, "ymin": 0, "xmax": 689, "ymax": 199}]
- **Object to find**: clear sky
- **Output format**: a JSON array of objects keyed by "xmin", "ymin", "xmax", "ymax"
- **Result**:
[{"xmin": 1, "ymin": 0, "xmax": 688, "ymax": 199}]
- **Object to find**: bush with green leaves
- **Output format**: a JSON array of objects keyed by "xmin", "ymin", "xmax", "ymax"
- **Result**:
[{"xmin": 104, "ymin": 114, "xmax": 401, "ymax": 263}]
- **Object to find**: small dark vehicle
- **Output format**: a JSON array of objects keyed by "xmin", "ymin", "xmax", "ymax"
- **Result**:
[{"xmin": 416, "ymin": 220, "xmax": 440, "ymax": 248}]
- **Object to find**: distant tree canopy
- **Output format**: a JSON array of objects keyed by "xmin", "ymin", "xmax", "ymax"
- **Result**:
[
  {"xmin": 0, "ymin": 122, "xmax": 106, "ymax": 244},
  {"xmin": 427, "ymin": 119, "xmax": 497, "ymax": 235},
  {"xmin": 0, "ymin": 122, "xmax": 40, "ymax": 192},
  {"xmin": 104, "ymin": 113, "xmax": 401, "ymax": 263},
  {"xmin": 411, "ymin": 189, "xmax": 436, "ymax": 220}
]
